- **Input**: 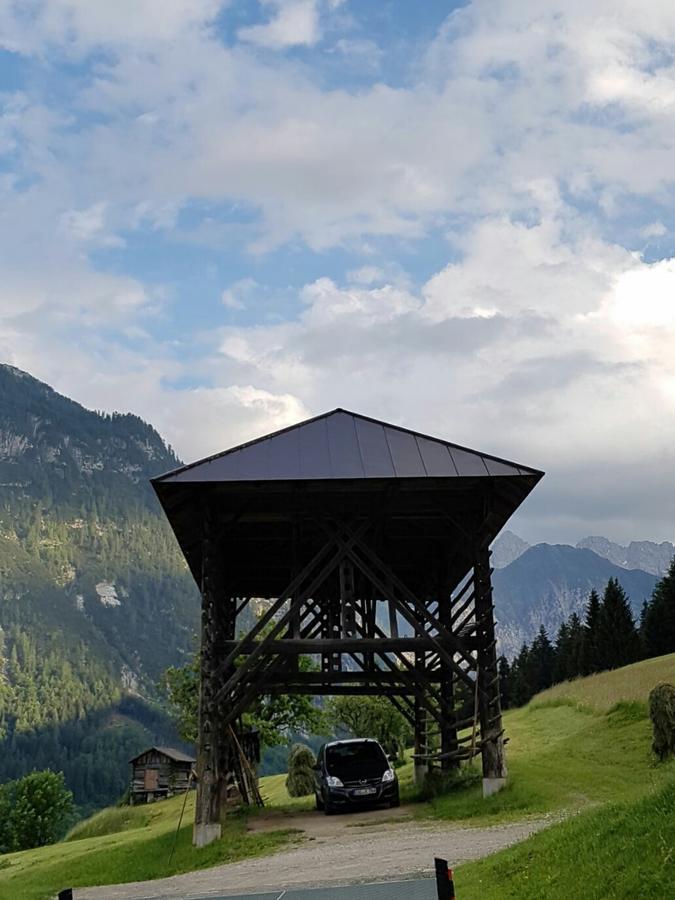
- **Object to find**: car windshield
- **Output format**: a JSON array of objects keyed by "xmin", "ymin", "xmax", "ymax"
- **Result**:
[{"xmin": 325, "ymin": 742, "xmax": 388, "ymax": 779}]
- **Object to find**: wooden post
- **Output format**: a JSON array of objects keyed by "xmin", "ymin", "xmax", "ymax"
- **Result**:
[
  {"xmin": 474, "ymin": 545, "xmax": 507, "ymax": 796},
  {"xmin": 194, "ymin": 504, "xmax": 224, "ymax": 847},
  {"xmin": 413, "ymin": 647, "xmax": 428, "ymax": 786},
  {"xmin": 438, "ymin": 592, "xmax": 459, "ymax": 772},
  {"xmin": 194, "ymin": 508, "xmax": 239, "ymax": 847}
]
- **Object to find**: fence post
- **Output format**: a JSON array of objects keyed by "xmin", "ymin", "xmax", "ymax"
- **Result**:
[{"xmin": 434, "ymin": 857, "xmax": 456, "ymax": 900}]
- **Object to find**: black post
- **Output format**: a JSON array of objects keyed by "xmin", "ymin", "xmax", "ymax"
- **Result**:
[{"xmin": 434, "ymin": 857, "xmax": 456, "ymax": 900}]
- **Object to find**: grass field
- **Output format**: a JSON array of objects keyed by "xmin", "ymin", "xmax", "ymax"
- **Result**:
[
  {"xmin": 1, "ymin": 653, "xmax": 673, "ymax": 899},
  {"xmin": 456, "ymin": 775, "xmax": 675, "ymax": 899},
  {"xmin": 0, "ymin": 793, "xmax": 298, "ymax": 900}
]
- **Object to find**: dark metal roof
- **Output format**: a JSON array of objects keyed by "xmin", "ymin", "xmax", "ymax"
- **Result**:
[
  {"xmin": 153, "ymin": 408, "xmax": 540, "ymax": 485},
  {"xmin": 129, "ymin": 746, "xmax": 195, "ymax": 764}
]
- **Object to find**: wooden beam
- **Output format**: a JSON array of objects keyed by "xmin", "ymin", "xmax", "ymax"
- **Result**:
[{"xmin": 219, "ymin": 637, "xmax": 440, "ymax": 655}]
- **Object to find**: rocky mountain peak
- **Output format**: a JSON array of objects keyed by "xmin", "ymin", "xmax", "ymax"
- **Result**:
[{"xmin": 576, "ymin": 536, "xmax": 674, "ymax": 576}]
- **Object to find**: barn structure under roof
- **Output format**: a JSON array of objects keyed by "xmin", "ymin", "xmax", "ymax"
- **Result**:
[{"xmin": 152, "ymin": 408, "xmax": 544, "ymax": 846}]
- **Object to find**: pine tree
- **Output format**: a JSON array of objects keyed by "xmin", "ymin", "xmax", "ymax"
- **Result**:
[
  {"xmin": 554, "ymin": 620, "xmax": 571, "ymax": 683},
  {"xmin": 597, "ymin": 578, "xmax": 640, "ymax": 671},
  {"xmin": 642, "ymin": 558, "xmax": 675, "ymax": 658},
  {"xmin": 498, "ymin": 656, "xmax": 512, "ymax": 710},
  {"xmin": 529, "ymin": 626, "xmax": 555, "ymax": 694},
  {"xmin": 510, "ymin": 644, "xmax": 532, "ymax": 707},
  {"xmin": 581, "ymin": 589, "xmax": 602, "ymax": 674},
  {"xmin": 566, "ymin": 612, "xmax": 586, "ymax": 679}
]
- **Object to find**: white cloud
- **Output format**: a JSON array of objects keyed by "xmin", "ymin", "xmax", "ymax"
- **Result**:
[
  {"xmin": 640, "ymin": 222, "xmax": 667, "ymax": 239},
  {"xmin": 221, "ymin": 277, "xmax": 258, "ymax": 310},
  {"xmin": 0, "ymin": 0, "xmax": 223, "ymax": 55},
  {"xmin": 238, "ymin": 1, "xmax": 320, "ymax": 49}
]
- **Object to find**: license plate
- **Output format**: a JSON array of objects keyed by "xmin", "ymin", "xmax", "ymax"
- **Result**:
[{"xmin": 353, "ymin": 787, "xmax": 376, "ymax": 796}]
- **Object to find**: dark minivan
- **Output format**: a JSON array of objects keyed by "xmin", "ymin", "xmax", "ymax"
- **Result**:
[{"xmin": 314, "ymin": 738, "xmax": 399, "ymax": 814}]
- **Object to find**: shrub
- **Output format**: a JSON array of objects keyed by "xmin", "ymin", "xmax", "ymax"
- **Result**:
[
  {"xmin": 0, "ymin": 770, "xmax": 74, "ymax": 852},
  {"xmin": 649, "ymin": 682, "xmax": 675, "ymax": 761},
  {"xmin": 285, "ymin": 743, "xmax": 316, "ymax": 798}
]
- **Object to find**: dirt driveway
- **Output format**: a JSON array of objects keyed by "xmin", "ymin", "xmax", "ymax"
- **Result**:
[{"xmin": 76, "ymin": 805, "xmax": 551, "ymax": 900}]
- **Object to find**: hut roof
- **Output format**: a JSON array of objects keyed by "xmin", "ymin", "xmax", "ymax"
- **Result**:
[{"xmin": 129, "ymin": 746, "xmax": 195, "ymax": 765}]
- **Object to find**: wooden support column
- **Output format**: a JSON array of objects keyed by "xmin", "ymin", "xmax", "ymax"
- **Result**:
[
  {"xmin": 438, "ymin": 594, "xmax": 459, "ymax": 772},
  {"xmin": 194, "ymin": 505, "xmax": 231, "ymax": 847},
  {"xmin": 413, "ymin": 646, "xmax": 428, "ymax": 787},
  {"xmin": 474, "ymin": 545, "xmax": 507, "ymax": 797}
]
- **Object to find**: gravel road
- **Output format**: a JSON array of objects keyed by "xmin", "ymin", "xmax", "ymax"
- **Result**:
[{"xmin": 75, "ymin": 807, "xmax": 550, "ymax": 900}]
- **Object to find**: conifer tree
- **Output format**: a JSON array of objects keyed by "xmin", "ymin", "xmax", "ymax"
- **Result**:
[
  {"xmin": 581, "ymin": 589, "xmax": 602, "ymax": 674},
  {"xmin": 554, "ymin": 620, "xmax": 571, "ymax": 683},
  {"xmin": 566, "ymin": 612, "xmax": 585, "ymax": 678},
  {"xmin": 529, "ymin": 626, "xmax": 555, "ymax": 694},
  {"xmin": 498, "ymin": 656, "xmax": 512, "ymax": 709},
  {"xmin": 510, "ymin": 644, "xmax": 532, "ymax": 707},
  {"xmin": 642, "ymin": 558, "xmax": 675, "ymax": 658},
  {"xmin": 597, "ymin": 578, "xmax": 640, "ymax": 671}
]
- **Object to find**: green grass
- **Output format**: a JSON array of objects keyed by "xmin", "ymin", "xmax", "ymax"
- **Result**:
[
  {"xmin": 533, "ymin": 652, "xmax": 675, "ymax": 713},
  {"xmin": 2, "ymin": 653, "xmax": 674, "ymax": 898},
  {"xmin": 456, "ymin": 776, "xmax": 675, "ymax": 899},
  {"xmin": 0, "ymin": 793, "xmax": 298, "ymax": 900}
]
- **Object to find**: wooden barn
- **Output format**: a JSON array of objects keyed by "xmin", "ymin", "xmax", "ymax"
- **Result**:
[{"xmin": 129, "ymin": 746, "xmax": 196, "ymax": 804}]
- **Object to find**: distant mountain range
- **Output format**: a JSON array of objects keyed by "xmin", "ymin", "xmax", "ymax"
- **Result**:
[
  {"xmin": 492, "ymin": 530, "xmax": 674, "ymax": 576},
  {"xmin": 492, "ymin": 543, "xmax": 660, "ymax": 657},
  {"xmin": 0, "ymin": 363, "xmax": 671, "ymax": 808},
  {"xmin": 490, "ymin": 531, "xmax": 672, "ymax": 655}
]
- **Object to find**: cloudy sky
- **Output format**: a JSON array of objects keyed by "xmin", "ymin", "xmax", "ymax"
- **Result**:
[{"xmin": 1, "ymin": 0, "xmax": 675, "ymax": 544}]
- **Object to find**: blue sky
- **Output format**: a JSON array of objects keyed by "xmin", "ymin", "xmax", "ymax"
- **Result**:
[{"xmin": 1, "ymin": 0, "xmax": 675, "ymax": 544}]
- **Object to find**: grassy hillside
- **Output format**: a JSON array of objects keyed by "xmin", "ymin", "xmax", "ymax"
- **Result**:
[
  {"xmin": 453, "ymin": 653, "xmax": 675, "ymax": 898},
  {"xmin": 419, "ymin": 652, "xmax": 675, "ymax": 824},
  {"xmin": 1, "ymin": 653, "xmax": 673, "ymax": 899},
  {"xmin": 457, "ymin": 777, "xmax": 675, "ymax": 899},
  {"xmin": 0, "ymin": 792, "xmax": 298, "ymax": 900}
]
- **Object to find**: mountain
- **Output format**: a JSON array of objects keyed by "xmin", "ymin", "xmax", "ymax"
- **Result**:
[
  {"xmin": 491, "ymin": 530, "xmax": 531, "ymax": 568},
  {"xmin": 576, "ymin": 536, "xmax": 674, "ymax": 576},
  {"xmin": 493, "ymin": 544, "xmax": 658, "ymax": 656},
  {"xmin": 0, "ymin": 365, "xmax": 199, "ymax": 814}
]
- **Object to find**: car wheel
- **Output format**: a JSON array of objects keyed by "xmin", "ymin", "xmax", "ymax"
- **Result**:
[
  {"xmin": 324, "ymin": 797, "xmax": 335, "ymax": 816},
  {"xmin": 389, "ymin": 794, "xmax": 400, "ymax": 808},
  {"xmin": 315, "ymin": 791, "xmax": 324, "ymax": 811}
]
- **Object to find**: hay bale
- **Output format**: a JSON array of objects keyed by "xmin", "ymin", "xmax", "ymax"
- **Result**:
[
  {"xmin": 285, "ymin": 743, "xmax": 316, "ymax": 797},
  {"xmin": 649, "ymin": 683, "xmax": 675, "ymax": 761}
]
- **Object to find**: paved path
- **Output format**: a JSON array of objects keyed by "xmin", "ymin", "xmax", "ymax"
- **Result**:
[{"xmin": 76, "ymin": 807, "xmax": 551, "ymax": 900}]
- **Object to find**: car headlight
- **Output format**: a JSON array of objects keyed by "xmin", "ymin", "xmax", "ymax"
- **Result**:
[
  {"xmin": 326, "ymin": 775, "xmax": 344, "ymax": 788},
  {"xmin": 382, "ymin": 769, "xmax": 395, "ymax": 783}
]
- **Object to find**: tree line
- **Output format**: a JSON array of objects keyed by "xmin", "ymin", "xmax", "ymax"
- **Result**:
[{"xmin": 499, "ymin": 559, "xmax": 675, "ymax": 708}]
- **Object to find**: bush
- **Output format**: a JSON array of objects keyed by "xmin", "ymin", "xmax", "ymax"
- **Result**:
[
  {"xmin": 0, "ymin": 770, "xmax": 74, "ymax": 852},
  {"xmin": 285, "ymin": 743, "xmax": 316, "ymax": 798},
  {"xmin": 649, "ymin": 682, "xmax": 675, "ymax": 761}
]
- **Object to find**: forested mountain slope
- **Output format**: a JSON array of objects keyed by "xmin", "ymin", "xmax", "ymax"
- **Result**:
[{"xmin": 0, "ymin": 365, "xmax": 198, "ymax": 814}]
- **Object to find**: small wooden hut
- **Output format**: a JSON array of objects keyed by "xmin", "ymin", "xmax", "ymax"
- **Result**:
[{"xmin": 129, "ymin": 746, "xmax": 195, "ymax": 804}]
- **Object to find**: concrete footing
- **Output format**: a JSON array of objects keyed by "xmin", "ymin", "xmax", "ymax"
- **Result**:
[
  {"xmin": 413, "ymin": 763, "xmax": 428, "ymax": 786},
  {"xmin": 193, "ymin": 823, "xmax": 221, "ymax": 848},
  {"xmin": 482, "ymin": 776, "xmax": 507, "ymax": 798}
]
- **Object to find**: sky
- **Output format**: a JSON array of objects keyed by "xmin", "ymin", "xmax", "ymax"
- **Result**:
[{"xmin": 1, "ymin": 0, "xmax": 675, "ymax": 545}]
